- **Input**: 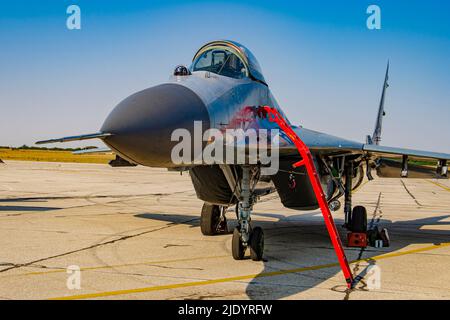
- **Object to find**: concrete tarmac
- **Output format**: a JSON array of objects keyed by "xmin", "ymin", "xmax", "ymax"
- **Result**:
[{"xmin": 1, "ymin": 160, "xmax": 449, "ymax": 300}]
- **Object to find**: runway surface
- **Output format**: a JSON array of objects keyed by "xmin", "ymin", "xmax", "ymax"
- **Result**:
[{"xmin": 1, "ymin": 160, "xmax": 449, "ymax": 300}]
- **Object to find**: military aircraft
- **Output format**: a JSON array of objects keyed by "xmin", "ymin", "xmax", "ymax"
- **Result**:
[{"xmin": 37, "ymin": 40, "xmax": 450, "ymax": 262}]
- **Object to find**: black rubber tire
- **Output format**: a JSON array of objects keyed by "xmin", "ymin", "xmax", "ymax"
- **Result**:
[
  {"xmin": 249, "ymin": 227, "xmax": 264, "ymax": 261},
  {"xmin": 350, "ymin": 206, "xmax": 368, "ymax": 232},
  {"xmin": 232, "ymin": 227, "xmax": 245, "ymax": 260},
  {"xmin": 200, "ymin": 203, "xmax": 221, "ymax": 236}
]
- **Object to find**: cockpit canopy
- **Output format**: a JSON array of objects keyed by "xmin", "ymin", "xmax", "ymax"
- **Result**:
[
  {"xmin": 191, "ymin": 40, "xmax": 266, "ymax": 85},
  {"xmin": 191, "ymin": 47, "xmax": 247, "ymax": 79}
]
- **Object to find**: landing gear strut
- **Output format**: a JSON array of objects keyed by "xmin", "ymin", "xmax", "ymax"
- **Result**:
[
  {"xmin": 231, "ymin": 166, "xmax": 264, "ymax": 261},
  {"xmin": 344, "ymin": 161, "xmax": 353, "ymax": 229}
]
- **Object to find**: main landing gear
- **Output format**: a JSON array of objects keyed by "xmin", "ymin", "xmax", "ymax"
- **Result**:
[
  {"xmin": 200, "ymin": 203, "xmax": 228, "ymax": 235},
  {"xmin": 343, "ymin": 163, "xmax": 390, "ymax": 248}
]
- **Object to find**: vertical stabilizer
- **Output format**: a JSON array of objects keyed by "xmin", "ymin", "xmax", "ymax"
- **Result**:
[{"xmin": 371, "ymin": 61, "xmax": 389, "ymax": 145}]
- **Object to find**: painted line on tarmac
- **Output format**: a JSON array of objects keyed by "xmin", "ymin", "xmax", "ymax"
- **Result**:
[
  {"xmin": 49, "ymin": 242, "xmax": 450, "ymax": 300},
  {"xmin": 427, "ymin": 180, "xmax": 450, "ymax": 192}
]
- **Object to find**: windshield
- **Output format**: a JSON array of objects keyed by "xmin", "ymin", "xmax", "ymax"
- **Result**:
[{"xmin": 191, "ymin": 48, "xmax": 247, "ymax": 79}]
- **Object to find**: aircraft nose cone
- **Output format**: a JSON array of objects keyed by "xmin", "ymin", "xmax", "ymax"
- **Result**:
[{"xmin": 101, "ymin": 83, "xmax": 210, "ymax": 167}]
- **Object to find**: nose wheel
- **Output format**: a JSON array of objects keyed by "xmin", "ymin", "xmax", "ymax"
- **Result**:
[
  {"xmin": 231, "ymin": 226, "xmax": 264, "ymax": 261},
  {"xmin": 232, "ymin": 227, "xmax": 246, "ymax": 260},
  {"xmin": 249, "ymin": 226, "xmax": 264, "ymax": 261}
]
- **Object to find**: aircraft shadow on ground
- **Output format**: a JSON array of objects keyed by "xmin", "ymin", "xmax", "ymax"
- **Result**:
[
  {"xmin": 0, "ymin": 196, "xmax": 63, "ymax": 211},
  {"xmin": 0, "ymin": 205, "xmax": 61, "ymax": 211},
  {"xmin": 135, "ymin": 211, "xmax": 450, "ymax": 299}
]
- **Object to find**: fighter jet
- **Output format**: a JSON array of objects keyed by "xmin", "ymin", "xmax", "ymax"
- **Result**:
[{"xmin": 37, "ymin": 40, "xmax": 450, "ymax": 262}]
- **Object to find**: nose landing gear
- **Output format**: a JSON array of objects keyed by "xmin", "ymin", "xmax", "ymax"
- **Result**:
[
  {"xmin": 200, "ymin": 165, "xmax": 264, "ymax": 260},
  {"xmin": 232, "ymin": 166, "xmax": 265, "ymax": 261}
]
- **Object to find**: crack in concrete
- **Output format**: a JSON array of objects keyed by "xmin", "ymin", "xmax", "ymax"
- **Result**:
[
  {"xmin": 145, "ymin": 264, "xmax": 203, "ymax": 271},
  {"xmin": 400, "ymin": 179, "xmax": 423, "ymax": 206},
  {"xmin": 163, "ymin": 244, "xmax": 191, "ymax": 248},
  {"xmin": 0, "ymin": 193, "xmax": 171, "ymax": 203},
  {"xmin": 0, "ymin": 217, "xmax": 199, "ymax": 274}
]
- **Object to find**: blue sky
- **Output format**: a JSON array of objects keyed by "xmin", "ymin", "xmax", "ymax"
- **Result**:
[{"xmin": 1, "ymin": 0, "xmax": 449, "ymax": 152}]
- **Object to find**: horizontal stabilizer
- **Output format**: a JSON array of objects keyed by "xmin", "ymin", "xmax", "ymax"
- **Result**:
[{"xmin": 36, "ymin": 132, "xmax": 112, "ymax": 145}]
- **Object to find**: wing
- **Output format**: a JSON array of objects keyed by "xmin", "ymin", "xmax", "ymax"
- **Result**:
[
  {"xmin": 363, "ymin": 144, "xmax": 450, "ymax": 161},
  {"xmin": 36, "ymin": 132, "xmax": 112, "ymax": 145},
  {"xmin": 277, "ymin": 126, "xmax": 364, "ymax": 157},
  {"xmin": 35, "ymin": 132, "xmax": 137, "ymax": 167},
  {"xmin": 286, "ymin": 127, "xmax": 364, "ymax": 155},
  {"xmin": 276, "ymin": 126, "xmax": 449, "ymax": 179},
  {"xmin": 280, "ymin": 126, "xmax": 450, "ymax": 162}
]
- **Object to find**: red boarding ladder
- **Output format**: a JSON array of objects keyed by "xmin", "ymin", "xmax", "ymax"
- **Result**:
[{"xmin": 257, "ymin": 106, "xmax": 354, "ymax": 288}]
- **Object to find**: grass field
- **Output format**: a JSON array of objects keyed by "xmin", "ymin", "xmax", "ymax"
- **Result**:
[{"xmin": 0, "ymin": 148, "xmax": 115, "ymax": 164}]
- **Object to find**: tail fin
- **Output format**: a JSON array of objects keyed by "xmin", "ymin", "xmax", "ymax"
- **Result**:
[{"xmin": 368, "ymin": 61, "xmax": 389, "ymax": 145}]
